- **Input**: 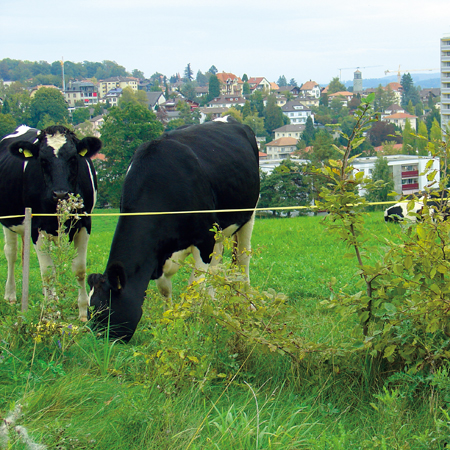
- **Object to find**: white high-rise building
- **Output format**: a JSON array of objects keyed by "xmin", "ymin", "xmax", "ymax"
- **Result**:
[{"xmin": 441, "ymin": 35, "xmax": 450, "ymax": 133}]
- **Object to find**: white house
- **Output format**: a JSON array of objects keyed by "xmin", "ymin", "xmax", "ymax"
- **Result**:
[{"xmin": 281, "ymin": 100, "xmax": 314, "ymax": 124}]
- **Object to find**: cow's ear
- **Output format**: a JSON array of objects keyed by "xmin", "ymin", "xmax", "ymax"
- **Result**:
[
  {"xmin": 9, "ymin": 141, "xmax": 39, "ymax": 160},
  {"xmin": 106, "ymin": 261, "xmax": 127, "ymax": 292},
  {"xmin": 87, "ymin": 273, "xmax": 104, "ymax": 289},
  {"xmin": 77, "ymin": 137, "xmax": 102, "ymax": 158}
]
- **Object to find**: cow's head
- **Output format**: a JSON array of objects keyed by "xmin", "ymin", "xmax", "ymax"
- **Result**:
[
  {"xmin": 9, "ymin": 125, "xmax": 101, "ymax": 203},
  {"xmin": 88, "ymin": 262, "xmax": 141, "ymax": 342}
]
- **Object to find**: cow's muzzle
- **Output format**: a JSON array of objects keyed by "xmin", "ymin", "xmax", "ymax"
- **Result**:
[{"xmin": 52, "ymin": 190, "xmax": 69, "ymax": 202}]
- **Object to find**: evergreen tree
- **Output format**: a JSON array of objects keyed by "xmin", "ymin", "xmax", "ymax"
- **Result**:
[
  {"xmin": 207, "ymin": 74, "xmax": 220, "ymax": 101},
  {"xmin": 301, "ymin": 116, "xmax": 316, "ymax": 146},
  {"xmin": 277, "ymin": 75, "xmax": 287, "ymax": 87},
  {"xmin": 417, "ymin": 121, "xmax": 429, "ymax": 156},
  {"xmin": 289, "ymin": 78, "xmax": 297, "ymax": 87},
  {"xmin": 184, "ymin": 63, "xmax": 193, "ymax": 81},
  {"xmin": 402, "ymin": 119, "xmax": 416, "ymax": 154},
  {"xmin": 401, "ymin": 73, "xmax": 420, "ymax": 107}
]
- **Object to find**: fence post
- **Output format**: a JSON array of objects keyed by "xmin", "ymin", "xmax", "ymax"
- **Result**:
[{"xmin": 21, "ymin": 208, "xmax": 32, "ymax": 312}]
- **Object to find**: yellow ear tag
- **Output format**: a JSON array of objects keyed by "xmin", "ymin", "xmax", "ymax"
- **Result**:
[
  {"xmin": 79, "ymin": 149, "xmax": 88, "ymax": 156},
  {"xmin": 23, "ymin": 149, "xmax": 34, "ymax": 158}
]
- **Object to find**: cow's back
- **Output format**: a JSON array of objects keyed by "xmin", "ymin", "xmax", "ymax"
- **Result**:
[{"xmin": 0, "ymin": 127, "xmax": 39, "ymax": 227}]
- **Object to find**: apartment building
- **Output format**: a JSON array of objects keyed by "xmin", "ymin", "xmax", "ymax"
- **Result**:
[
  {"xmin": 98, "ymin": 77, "xmax": 139, "ymax": 99},
  {"xmin": 64, "ymin": 81, "xmax": 98, "ymax": 107},
  {"xmin": 441, "ymin": 34, "xmax": 450, "ymax": 132},
  {"xmin": 354, "ymin": 155, "xmax": 440, "ymax": 197}
]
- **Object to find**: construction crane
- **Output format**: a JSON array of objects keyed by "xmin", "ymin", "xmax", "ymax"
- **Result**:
[
  {"xmin": 384, "ymin": 65, "xmax": 439, "ymax": 84},
  {"xmin": 338, "ymin": 65, "xmax": 382, "ymax": 80}
]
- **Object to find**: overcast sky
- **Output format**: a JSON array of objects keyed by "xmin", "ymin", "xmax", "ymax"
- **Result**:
[{"xmin": 3, "ymin": 0, "xmax": 450, "ymax": 85}]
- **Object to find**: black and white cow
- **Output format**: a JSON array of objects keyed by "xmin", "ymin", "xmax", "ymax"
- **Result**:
[
  {"xmin": 384, "ymin": 190, "xmax": 450, "ymax": 222},
  {"xmin": 88, "ymin": 118, "xmax": 260, "ymax": 342},
  {"xmin": 0, "ymin": 125, "xmax": 102, "ymax": 320}
]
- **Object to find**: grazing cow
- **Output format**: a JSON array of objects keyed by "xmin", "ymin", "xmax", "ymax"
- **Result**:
[
  {"xmin": 0, "ymin": 125, "xmax": 102, "ymax": 320},
  {"xmin": 384, "ymin": 190, "xmax": 450, "ymax": 222},
  {"xmin": 88, "ymin": 117, "xmax": 260, "ymax": 342}
]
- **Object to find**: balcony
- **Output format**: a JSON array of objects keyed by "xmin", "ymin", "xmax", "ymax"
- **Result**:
[
  {"xmin": 402, "ymin": 183, "xmax": 419, "ymax": 192},
  {"xmin": 402, "ymin": 170, "xmax": 419, "ymax": 178}
]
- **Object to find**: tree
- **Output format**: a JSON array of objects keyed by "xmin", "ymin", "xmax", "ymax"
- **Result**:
[
  {"xmin": 259, "ymin": 160, "xmax": 310, "ymax": 217},
  {"xmin": 417, "ymin": 121, "xmax": 429, "ymax": 156},
  {"xmin": 264, "ymin": 95, "xmax": 285, "ymax": 135},
  {"xmin": 368, "ymin": 121, "xmax": 401, "ymax": 147},
  {"xmin": 223, "ymin": 107, "xmax": 243, "ymax": 123},
  {"xmin": 30, "ymin": 87, "xmax": 69, "ymax": 128},
  {"xmin": 243, "ymin": 113, "xmax": 265, "ymax": 137},
  {"xmin": 301, "ymin": 116, "xmax": 316, "ymax": 146},
  {"xmin": 402, "ymin": 119, "xmax": 416, "ymax": 154},
  {"xmin": 430, "ymin": 118, "xmax": 442, "ymax": 145},
  {"xmin": 0, "ymin": 113, "xmax": 16, "ymax": 138},
  {"xmin": 119, "ymin": 86, "xmax": 148, "ymax": 109},
  {"xmin": 305, "ymin": 130, "xmax": 339, "ymax": 167},
  {"xmin": 98, "ymin": 104, "xmax": 164, "ymax": 206},
  {"xmin": 242, "ymin": 82, "xmax": 250, "ymax": 96},
  {"xmin": 327, "ymin": 77, "xmax": 346, "ymax": 94},
  {"xmin": 289, "ymin": 78, "xmax": 297, "ymax": 87},
  {"xmin": 277, "ymin": 75, "xmax": 287, "ymax": 87},
  {"xmin": 208, "ymin": 65, "xmax": 218, "ymax": 75},
  {"xmin": 401, "ymin": 73, "xmax": 420, "ymax": 107},
  {"xmin": 71, "ymin": 107, "xmax": 91, "ymax": 126},
  {"xmin": 250, "ymin": 90, "xmax": 264, "ymax": 117},
  {"xmin": 4, "ymin": 83, "xmax": 31, "ymax": 125},
  {"xmin": 180, "ymin": 81, "xmax": 197, "ymax": 101},
  {"xmin": 184, "ymin": 63, "xmax": 193, "ymax": 81},
  {"xmin": 242, "ymin": 73, "xmax": 248, "ymax": 82},
  {"xmin": 207, "ymin": 74, "xmax": 220, "ymax": 101},
  {"xmin": 365, "ymin": 156, "xmax": 394, "ymax": 210},
  {"xmin": 131, "ymin": 69, "xmax": 145, "ymax": 79}
]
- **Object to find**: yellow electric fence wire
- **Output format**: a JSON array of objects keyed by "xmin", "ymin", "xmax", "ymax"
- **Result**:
[{"xmin": 0, "ymin": 200, "xmax": 403, "ymax": 221}]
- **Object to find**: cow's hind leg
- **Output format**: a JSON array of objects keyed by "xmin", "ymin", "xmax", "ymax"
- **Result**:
[
  {"xmin": 234, "ymin": 212, "xmax": 256, "ymax": 282},
  {"xmin": 3, "ymin": 226, "xmax": 19, "ymax": 303},
  {"xmin": 72, "ymin": 227, "xmax": 90, "ymax": 322},
  {"xmin": 156, "ymin": 248, "xmax": 192, "ymax": 305}
]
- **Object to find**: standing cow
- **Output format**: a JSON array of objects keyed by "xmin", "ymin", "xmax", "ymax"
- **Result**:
[
  {"xmin": 88, "ymin": 117, "xmax": 260, "ymax": 342},
  {"xmin": 0, "ymin": 125, "xmax": 102, "ymax": 320}
]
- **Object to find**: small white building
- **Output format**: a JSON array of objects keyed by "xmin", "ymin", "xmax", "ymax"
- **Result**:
[{"xmin": 354, "ymin": 154, "xmax": 440, "ymax": 197}]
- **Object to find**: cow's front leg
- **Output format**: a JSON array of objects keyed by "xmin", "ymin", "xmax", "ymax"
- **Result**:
[
  {"xmin": 34, "ymin": 231, "xmax": 56, "ymax": 300},
  {"xmin": 3, "ymin": 226, "xmax": 19, "ymax": 303},
  {"xmin": 72, "ymin": 227, "xmax": 89, "ymax": 322}
]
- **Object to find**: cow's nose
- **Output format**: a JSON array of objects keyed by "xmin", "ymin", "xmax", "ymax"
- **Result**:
[{"xmin": 52, "ymin": 190, "xmax": 69, "ymax": 201}]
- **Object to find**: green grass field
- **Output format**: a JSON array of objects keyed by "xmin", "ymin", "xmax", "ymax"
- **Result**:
[{"xmin": 0, "ymin": 211, "xmax": 448, "ymax": 449}]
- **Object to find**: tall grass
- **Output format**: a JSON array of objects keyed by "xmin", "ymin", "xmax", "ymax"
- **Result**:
[{"xmin": 0, "ymin": 211, "xmax": 447, "ymax": 449}]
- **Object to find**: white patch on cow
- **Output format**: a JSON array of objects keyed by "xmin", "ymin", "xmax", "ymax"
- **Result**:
[
  {"xmin": 46, "ymin": 132, "xmax": 67, "ymax": 157},
  {"xmin": 85, "ymin": 159, "xmax": 97, "ymax": 210},
  {"xmin": 2, "ymin": 125, "xmax": 32, "ymax": 140},
  {"xmin": 213, "ymin": 115, "xmax": 230, "ymax": 123},
  {"xmin": 3, "ymin": 226, "xmax": 19, "ymax": 302}
]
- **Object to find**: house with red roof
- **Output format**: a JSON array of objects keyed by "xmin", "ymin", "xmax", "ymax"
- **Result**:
[
  {"xmin": 382, "ymin": 112, "xmax": 417, "ymax": 130},
  {"xmin": 247, "ymin": 77, "xmax": 271, "ymax": 92},
  {"xmin": 265, "ymin": 137, "xmax": 298, "ymax": 159},
  {"xmin": 215, "ymin": 72, "xmax": 243, "ymax": 96},
  {"xmin": 299, "ymin": 80, "xmax": 321, "ymax": 99}
]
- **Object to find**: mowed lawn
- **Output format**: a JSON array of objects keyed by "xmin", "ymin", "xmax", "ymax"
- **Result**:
[{"xmin": 0, "ymin": 211, "xmax": 443, "ymax": 449}]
